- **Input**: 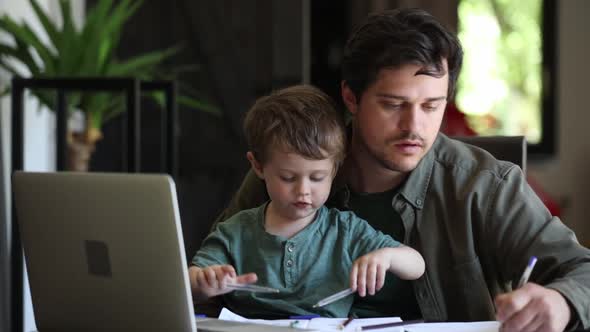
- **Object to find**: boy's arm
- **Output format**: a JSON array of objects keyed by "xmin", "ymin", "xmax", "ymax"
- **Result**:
[
  {"xmin": 190, "ymin": 222, "xmax": 237, "ymax": 302},
  {"xmin": 345, "ymin": 212, "xmax": 424, "ymax": 295},
  {"xmin": 382, "ymin": 245, "xmax": 425, "ymax": 280},
  {"xmin": 189, "ymin": 265, "xmax": 233, "ymax": 302},
  {"xmin": 350, "ymin": 246, "xmax": 425, "ymax": 297},
  {"xmin": 189, "ymin": 265, "xmax": 257, "ymax": 302}
]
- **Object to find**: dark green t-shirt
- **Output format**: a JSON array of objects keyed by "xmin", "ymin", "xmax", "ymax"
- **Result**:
[{"xmin": 347, "ymin": 187, "xmax": 422, "ymax": 320}]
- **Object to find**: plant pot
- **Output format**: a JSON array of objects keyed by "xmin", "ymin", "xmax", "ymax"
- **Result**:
[
  {"xmin": 66, "ymin": 111, "xmax": 102, "ymax": 171},
  {"xmin": 67, "ymin": 133, "xmax": 96, "ymax": 171}
]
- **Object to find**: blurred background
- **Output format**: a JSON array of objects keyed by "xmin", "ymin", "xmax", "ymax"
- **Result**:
[{"xmin": 1, "ymin": 0, "xmax": 589, "ymax": 331}]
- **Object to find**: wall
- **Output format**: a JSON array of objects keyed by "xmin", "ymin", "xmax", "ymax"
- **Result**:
[
  {"xmin": 529, "ymin": 0, "xmax": 590, "ymax": 247},
  {"xmin": 0, "ymin": 1, "xmax": 84, "ymax": 331},
  {"xmin": 0, "ymin": 2, "xmax": 54, "ymax": 330}
]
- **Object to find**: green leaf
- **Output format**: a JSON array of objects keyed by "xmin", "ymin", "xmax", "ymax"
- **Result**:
[
  {"xmin": 55, "ymin": 0, "xmax": 80, "ymax": 74},
  {"xmin": 0, "ymin": 42, "xmax": 39, "ymax": 75},
  {"xmin": 0, "ymin": 16, "xmax": 57, "ymax": 74},
  {"xmin": 106, "ymin": 47, "xmax": 178, "ymax": 76},
  {"xmin": 14, "ymin": 39, "xmax": 41, "ymax": 76},
  {"xmin": 178, "ymin": 95, "xmax": 222, "ymax": 116},
  {"xmin": 21, "ymin": 22, "xmax": 57, "ymax": 74},
  {"xmin": 78, "ymin": 0, "xmax": 138, "ymax": 75},
  {"xmin": 96, "ymin": 0, "xmax": 142, "ymax": 71},
  {"xmin": 57, "ymin": 0, "xmax": 75, "ymax": 35},
  {"xmin": 0, "ymin": 0, "xmax": 219, "ymax": 129},
  {"xmin": 0, "ymin": 60, "xmax": 24, "ymax": 77},
  {"xmin": 29, "ymin": 0, "xmax": 61, "ymax": 48}
]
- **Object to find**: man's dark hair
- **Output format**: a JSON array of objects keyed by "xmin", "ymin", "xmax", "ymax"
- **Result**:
[{"xmin": 341, "ymin": 8, "xmax": 463, "ymax": 99}]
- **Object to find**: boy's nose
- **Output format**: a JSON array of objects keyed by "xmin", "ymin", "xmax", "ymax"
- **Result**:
[{"xmin": 296, "ymin": 181, "xmax": 311, "ymax": 196}]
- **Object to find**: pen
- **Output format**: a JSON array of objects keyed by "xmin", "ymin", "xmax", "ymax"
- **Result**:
[
  {"xmin": 225, "ymin": 282, "xmax": 280, "ymax": 293},
  {"xmin": 517, "ymin": 256, "xmax": 537, "ymax": 288},
  {"xmin": 289, "ymin": 314, "xmax": 320, "ymax": 320},
  {"xmin": 312, "ymin": 288, "xmax": 356, "ymax": 308},
  {"xmin": 339, "ymin": 316, "xmax": 354, "ymax": 330},
  {"xmin": 289, "ymin": 320, "xmax": 307, "ymax": 329},
  {"xmin": 360, "ymin": 319, "xmax": 424, "ymax": 331}
]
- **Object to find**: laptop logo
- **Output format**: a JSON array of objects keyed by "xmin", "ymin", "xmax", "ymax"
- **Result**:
[{"xmin": 84, "ymin": 240, "xmax": 112, "ymax": 277}]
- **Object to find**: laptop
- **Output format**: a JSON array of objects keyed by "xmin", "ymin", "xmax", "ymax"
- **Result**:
[
  {"xmin": 13, "ymin": 171, "xmax": 302, "ymax": 332},
  {"xmin": 12, "ymin": 171, "xmax": 197, "ymax": 331}
]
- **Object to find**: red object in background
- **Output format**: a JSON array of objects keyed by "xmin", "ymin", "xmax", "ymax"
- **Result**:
[
  {"xmin": 527, "ymin": 175, "xmax": 562, "ymax": 217},
  {"xmin": 441, "ymin": 103, "xmax": 478, "ymax": 136},
  {"xmin": 442, "ymin": 103, "xmax": 561, "ymax": 217}
]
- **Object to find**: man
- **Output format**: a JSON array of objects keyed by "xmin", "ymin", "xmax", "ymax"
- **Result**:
[{"xmin": 212, "ymin": 8, "xmax": 590, "ymax": 332}]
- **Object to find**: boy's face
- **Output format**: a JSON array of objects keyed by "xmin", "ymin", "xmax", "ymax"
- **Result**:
[
  {"xmin": 248, "ymin": 149, "xmax": 335, "ymax": 223},
  {"xmin": 342, "ymin": 62, "xmax": 448, "ymax": 173}
]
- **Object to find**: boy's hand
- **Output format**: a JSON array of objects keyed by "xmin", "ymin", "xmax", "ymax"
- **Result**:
[
  {"xmin": 350, "ymin": 248, "xmax": 393, "ymax": 297},
  {"xmin": 190, "ymin": 265, "xmax": 258, "ymax": 300}
]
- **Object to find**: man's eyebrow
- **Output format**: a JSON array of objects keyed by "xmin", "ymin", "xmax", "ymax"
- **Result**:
[{"xmin": 375, "ymin": 93, "xmax": 447, "ymax": 102}]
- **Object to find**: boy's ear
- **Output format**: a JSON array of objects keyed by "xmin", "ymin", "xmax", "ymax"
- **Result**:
[
  {"xmin": 246, "ymin": 151, "xmax": 264, "ymax": 179},
  {"xmin": 341, "ymin": 81, "xmax": 359, "ymax": 115}
]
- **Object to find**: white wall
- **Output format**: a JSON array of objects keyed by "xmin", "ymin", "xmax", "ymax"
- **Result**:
[
  {"xmin": 529, "ymin": 0, "xmax": 590, "ymax": 247},
  {"xmin": 0, "ymin": 3, "xmax": 56, "ymax": 331},
  {"xmin": 0, "ymin": 1, "xmax": 84, "ymax": 331}
]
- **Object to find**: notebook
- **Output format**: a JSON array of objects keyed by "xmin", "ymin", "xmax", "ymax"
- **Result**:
[{"xmin": 12, "ymin": 171, "xmax": 197, "ymax": 331}]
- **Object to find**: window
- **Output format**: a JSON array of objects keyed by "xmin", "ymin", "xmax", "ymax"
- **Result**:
[{"xmin": 456, "ymin": 0, "xmax": 556, "ymax": 157}]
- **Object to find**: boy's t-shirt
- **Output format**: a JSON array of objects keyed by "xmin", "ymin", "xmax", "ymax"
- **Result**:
[{"xmin": 192, "ymin": 203, "xmax": 401, "ymax": 318}]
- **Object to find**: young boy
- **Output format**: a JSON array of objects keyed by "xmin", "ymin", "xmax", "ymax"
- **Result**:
[{"xmin": 189, "ymin": 85, "xmax": 424, "ymax": 318}]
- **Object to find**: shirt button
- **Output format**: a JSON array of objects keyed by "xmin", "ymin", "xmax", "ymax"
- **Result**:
[
  {"xmin": 418, "ymin": 288, "xmax": 427, "ymax": 299},
  {"xmin": 286, "ymin": 259, "xmax": 293, "ymax": 267},
  {"xmin": 287, "ymin": 244, "xmax": 295, "ymax": 252},
  {"xmin": 416, "ymin": 199, "xmax": 423, "ymax": 206}
]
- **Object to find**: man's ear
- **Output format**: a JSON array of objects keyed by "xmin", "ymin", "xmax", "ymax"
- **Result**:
[
  {"xmin": 341, "ymin": 81, "xmax": 359, "ymax": 115},
  {"xmin": 246, "ymin": 151, "xmax": 264, "ymax": 179}
]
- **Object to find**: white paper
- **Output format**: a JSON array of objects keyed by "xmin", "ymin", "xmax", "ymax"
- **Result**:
[
  {"xmin": 217, "ymin": 308, "xmax": 403, "ymax": 331},
  {"xmin": 405, "ymin": 321, "xmax": 500, "ymax": 332},
  {"xmin": 218, "ymin": 308, "xmax": 300, "ymax": 327},
  {"xmin": 320, "ymin": 317, "xmax": 404, "ymax": 332}
]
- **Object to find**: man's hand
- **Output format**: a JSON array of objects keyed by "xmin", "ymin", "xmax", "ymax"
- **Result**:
[
  {"xmin": 495, "ymin": 282, "xmax": 571, "ymax": 332},
  {"xmin": 189, "ymin": 265, "xmax": 257, "ymax": 301}
]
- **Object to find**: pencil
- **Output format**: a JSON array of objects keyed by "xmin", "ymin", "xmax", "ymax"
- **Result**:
[
  {"xmin": 360, "ymin": 319, "xmax": 424, "ymax": 331},
  {"xmin": 339, "ymin": 316, "xmax": 354, "ymax": 330}
]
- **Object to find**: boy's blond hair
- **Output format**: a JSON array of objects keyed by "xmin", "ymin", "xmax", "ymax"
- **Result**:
[{"xmin": 244, "ymin": 85, "xmax": 346, "ymax": 167}]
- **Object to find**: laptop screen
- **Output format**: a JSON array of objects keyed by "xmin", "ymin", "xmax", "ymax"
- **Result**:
[{"xmin": 12, "ymin": 171, "xmax": 196, "ymax": 331}]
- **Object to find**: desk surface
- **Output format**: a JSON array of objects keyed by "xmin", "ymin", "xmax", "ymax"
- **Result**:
[{"xmin": 197, "ymin": 319, "xmax": 295, "ymax": 331}]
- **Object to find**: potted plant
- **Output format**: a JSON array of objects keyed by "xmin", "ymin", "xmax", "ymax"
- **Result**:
[{"xmin": 0, "ymin": 0, "xmax": 218, "ymax": 170}]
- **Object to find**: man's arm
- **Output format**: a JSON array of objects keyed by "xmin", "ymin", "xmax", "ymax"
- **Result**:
[
  {"xmin": 210, "ymin": 169, "xmax": 268, "ymax": 232},
  {"xmin": 487, "ymin": 166, "xmax": 590, "ymax": 331}
]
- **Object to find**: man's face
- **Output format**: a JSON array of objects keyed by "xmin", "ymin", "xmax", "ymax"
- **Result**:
[{"xmin": 343, "ymin": 62, "xmax": 449, "ymax": 173}]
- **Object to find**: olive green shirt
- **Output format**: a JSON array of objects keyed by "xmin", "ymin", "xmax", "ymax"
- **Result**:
[
  {"xmin": 193, "ymin": 203, "xmax": 401, "ymax": 318},
  {"xmin": 212, "ymin": 133, "xmax": 590, "ymax": 330}
]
